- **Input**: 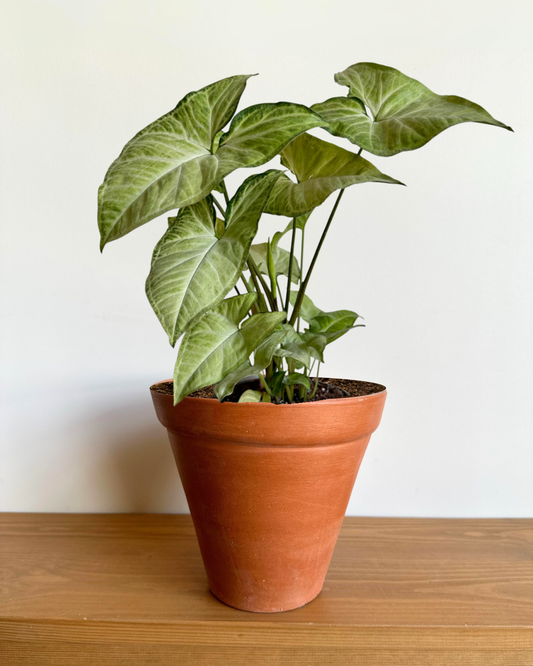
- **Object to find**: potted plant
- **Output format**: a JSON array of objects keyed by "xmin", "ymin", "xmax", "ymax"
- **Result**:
[{"xmin": 98, "ymin": 62, "xmax": 511, "ymax": 612}]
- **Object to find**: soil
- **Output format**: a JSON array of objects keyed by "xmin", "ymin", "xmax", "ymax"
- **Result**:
[{"xmin": 151, "ymin": 377, "xmax": 386, "ymax": 403}]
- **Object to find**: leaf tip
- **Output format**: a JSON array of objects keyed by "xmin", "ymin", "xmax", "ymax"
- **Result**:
[{"xmin": 494, "ymin": 118, "xmax": 513, "ymax": 133}]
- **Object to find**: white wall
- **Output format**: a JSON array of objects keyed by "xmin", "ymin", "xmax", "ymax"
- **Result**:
[{"xmin": 1, "ymin": 0, "xmax": 531, "ymax": 516}]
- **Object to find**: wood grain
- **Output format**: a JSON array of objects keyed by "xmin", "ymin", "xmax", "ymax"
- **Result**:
[{"xmin": 0, "ymin": 514, "xmax": 532, "ymax": 665}]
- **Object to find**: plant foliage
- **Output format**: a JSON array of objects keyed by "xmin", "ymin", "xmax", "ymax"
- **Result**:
[{"xmin": 98, "ymin": 63, "xmax": 511, "ymax": 404}]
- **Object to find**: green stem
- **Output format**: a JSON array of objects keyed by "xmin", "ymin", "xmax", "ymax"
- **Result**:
[
  {"xmin": 221, "ymin": 181, "xmax": 230, "ymax": 206},
  {"xmin": 248, "ymin": 255, "xmax": 278, "ymax": 311},
  {"xmin": 213, "ymin": 196, "xmax": 226, "ymax": 219},
  {"xmin": 276, "ymin": 278, "xmax": 284, "ymax": 310},
  {"xmin": 259, "ymin": 374, "xmax": 272, "ymax": 395},
  {"xmin": 310, "ymin": 363, "xmax": 321, "ymax": 399},
  {"xmin": 298, "ymin": 226, "xmax": 305, "ymax": 332},
  {"xmin": 247, "ymin": 260, "xmax": 268, "ymax": 312},
  {"xmin": 240, "ymin": 274, "xmax": 253, "ymax": 293},
  {"xmin": 289, "ymin": 189, "xmax": 345, "ymax": 326},
  {"xmin": 285, "ymin": 217, "xmax": 297, "ymax": 319}
]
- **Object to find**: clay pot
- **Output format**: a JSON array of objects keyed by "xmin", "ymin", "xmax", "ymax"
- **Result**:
[{"xmin": 151, "ymin": 381, "xmax": 386, "ymax": 613}]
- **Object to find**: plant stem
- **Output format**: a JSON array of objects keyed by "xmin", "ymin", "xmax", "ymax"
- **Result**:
[
  {"xmin": 259, "ymin": 373, "xmax": 272, "ymax": 395},
  {"xmin": 213, "ymin": 196, "xmax": 226, "ymax": 219},
  {"xmin": 310, "ymin": 363, "xmax": 321, "ymax": 399},
  {"xmin": 221, "ymin": 181, "xmax": 230, "ymax": 206},
  {"xmin": 247, "ymin": 260, "xmax": 268, "ymax": 312},
  {"xmin": 285, "ymin": 217, "xmax": 297, "ymax": 319},
  {"xmin": 298, "ymin": 226, "xmax": 305, "ymax": 332},
  {"xmin": 276, "ymin": 278, "xmax": 284, "ymax": 310},
  {"xmin": 240, "ymin": 274, "xmax": 253, "ymax": 293},
  {"xmin": 289, "ymin": 189, "xmax": 345, "ymax": 326},
  {"xmin": 248, "ymin": 255, "xmax": 278, "ymax": 311}
]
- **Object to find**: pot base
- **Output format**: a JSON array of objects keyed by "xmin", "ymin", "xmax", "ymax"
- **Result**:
[{"xmin": 209, "ymin": 588, "xmax": 322, "ymax": 613}]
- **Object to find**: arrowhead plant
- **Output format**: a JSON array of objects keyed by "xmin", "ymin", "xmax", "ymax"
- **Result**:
[{"xmin": 98, "ymin": 63, "xmax": 511, "ymax": 405}]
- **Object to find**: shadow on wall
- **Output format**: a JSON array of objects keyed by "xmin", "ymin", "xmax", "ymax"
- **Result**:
[{"xmin": 90, "ymin": 395, "xmax": 188, "ymax": 513}]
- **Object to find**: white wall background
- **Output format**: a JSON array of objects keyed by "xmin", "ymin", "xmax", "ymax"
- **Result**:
[{"xmin": 1, "ymin": 0, "xmax": 532, "ymax": 516}]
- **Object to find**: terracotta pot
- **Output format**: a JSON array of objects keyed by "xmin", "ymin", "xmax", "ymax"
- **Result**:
[{"xmin": 151, "ymin": 380, "xmax": 386, "ymax": 613}]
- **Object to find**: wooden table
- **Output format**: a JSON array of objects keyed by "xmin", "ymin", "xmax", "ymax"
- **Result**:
[{"xmin": 0, "ymin": 514, "xmax": 532, "ymax": 665}]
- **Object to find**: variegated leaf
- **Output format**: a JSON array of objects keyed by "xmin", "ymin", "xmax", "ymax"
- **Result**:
[
  {"xmin": 214, "ymin": 328, "xmax": 287, "ymax": 400},
  {"xmin": 173, "ymin": 294, "xmax": 285, "ymax": 403},
  {"xmin": 312, "ymin": 62, "xmax": 512, "ymax": 157},
  {"xmin": 265, "ymin": 133, "xmax": 402, "ymax": 217},
  {"xmin": 146, "ymin": 170, "xmax": 281, "ymax": 345},
  {"xmin": 290, "ymin": 291, "xmax": 362, "ymax": 343},
  {"xmin": 215, "ymin": 102, "xmax": 328, "ymax": 175},
  {"xmin": 98, "ymin": 75, "xmax": 252, "ymax": 249}
]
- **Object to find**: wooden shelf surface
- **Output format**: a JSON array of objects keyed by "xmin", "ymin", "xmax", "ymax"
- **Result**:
[{"xmin": 1, "ymin": 513, "xmax": 532, "ymax": 665}]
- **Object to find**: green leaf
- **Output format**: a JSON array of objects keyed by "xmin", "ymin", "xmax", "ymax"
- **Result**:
[
  {"xmin": 289, "ymin": 291, "xmax": 322, "ymax": 321},
  {"xmin": 290, "ymin": 291, "xmax": 361, "ymax": 343},
  {"xmin": 269, "ymin": 370, "xmax": 286, "ymax": 396},
  {"xmin": 309, "ymin": 310, "xmax": 361, "ymax": 343},
  {"xmin": 98, "ymin": 75, "xmax": 253, "ymax": 249},
  {"xmin": 301, "ymin": 331, "xmax": 327, "ymax": 363},
  {"xmin": 213, "ymin": 361, "xmax": 252, "ymax": 400},
  {"xmin": 283, "ymin": 373, "xmax": 311, "ymax": 391},
  {"xmin": 274, "ymin": 324, "xmax": 311, "ymax": 369},
  {"xmin": 238, "ymin": 389, "xmax": 263, "ymax": 403},
  {"xmin": 215, "ymin": 102, "xmax": 328, "ymax": 175},
  {"xmin": 214, "ymin": 217, "xmax": 225, "ymax": 239},
  {"xmin": 146, "ymin": 170, "xmax": 281, "ymax": 345},
  {"xmin": 173, "ymin": 294, "xmax": 286, "ymax": 404},
  {"xmin": 249, "ymin": 243, "xmax": 301, "ymax": 283},
  {"xmin": 265, "ymin": 133, "xmax": 402, "ymax": 217},
  {"xmin": 214, "ymin": 328, "xmax": 287, "ymax": 400},
  {"xmin": 312, "ymin": 62, "xmax": 512, "ymax": 157}
]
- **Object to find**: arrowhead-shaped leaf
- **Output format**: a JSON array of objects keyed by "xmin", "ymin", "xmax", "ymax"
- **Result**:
[
  {"xmin": 312, "ymin": 62, "xmax": 512, "ymax": 157},
  {"xmin": 214, "ymin": 328, "xmax": 287, "ymax": 400},
  {"xmin": 290, "ymin": 291, "xmax": 362, "ymax": 343},
  {"xmin": 98, "ymin": 75, "xmax": 253, "ymax": 249},
  {"xmin": 309, "ymin": 311, "xmax": 362, "ymax": 343},
  {"xmin": 98, "ymin": 75, "xmax": 328, "ymax": 250},
  {"xmin": 216, "ymin": 102, "xmax": 328, "ymax": 175},
  {"xmin": 173, "ymin": 294, "xmax": 286, "ymax": 404},
  {"xmin": 265, "ymin": 133, "xmax": 402, "ymax": 217},
  {"xmin": 146, "ymin": 170, "xmax": 281, "ymax": 345}
]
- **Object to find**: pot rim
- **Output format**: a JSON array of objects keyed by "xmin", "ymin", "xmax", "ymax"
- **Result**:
[{"xmin": 150, "ymin": 378, "xmax": 387, "ymax": 409}]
